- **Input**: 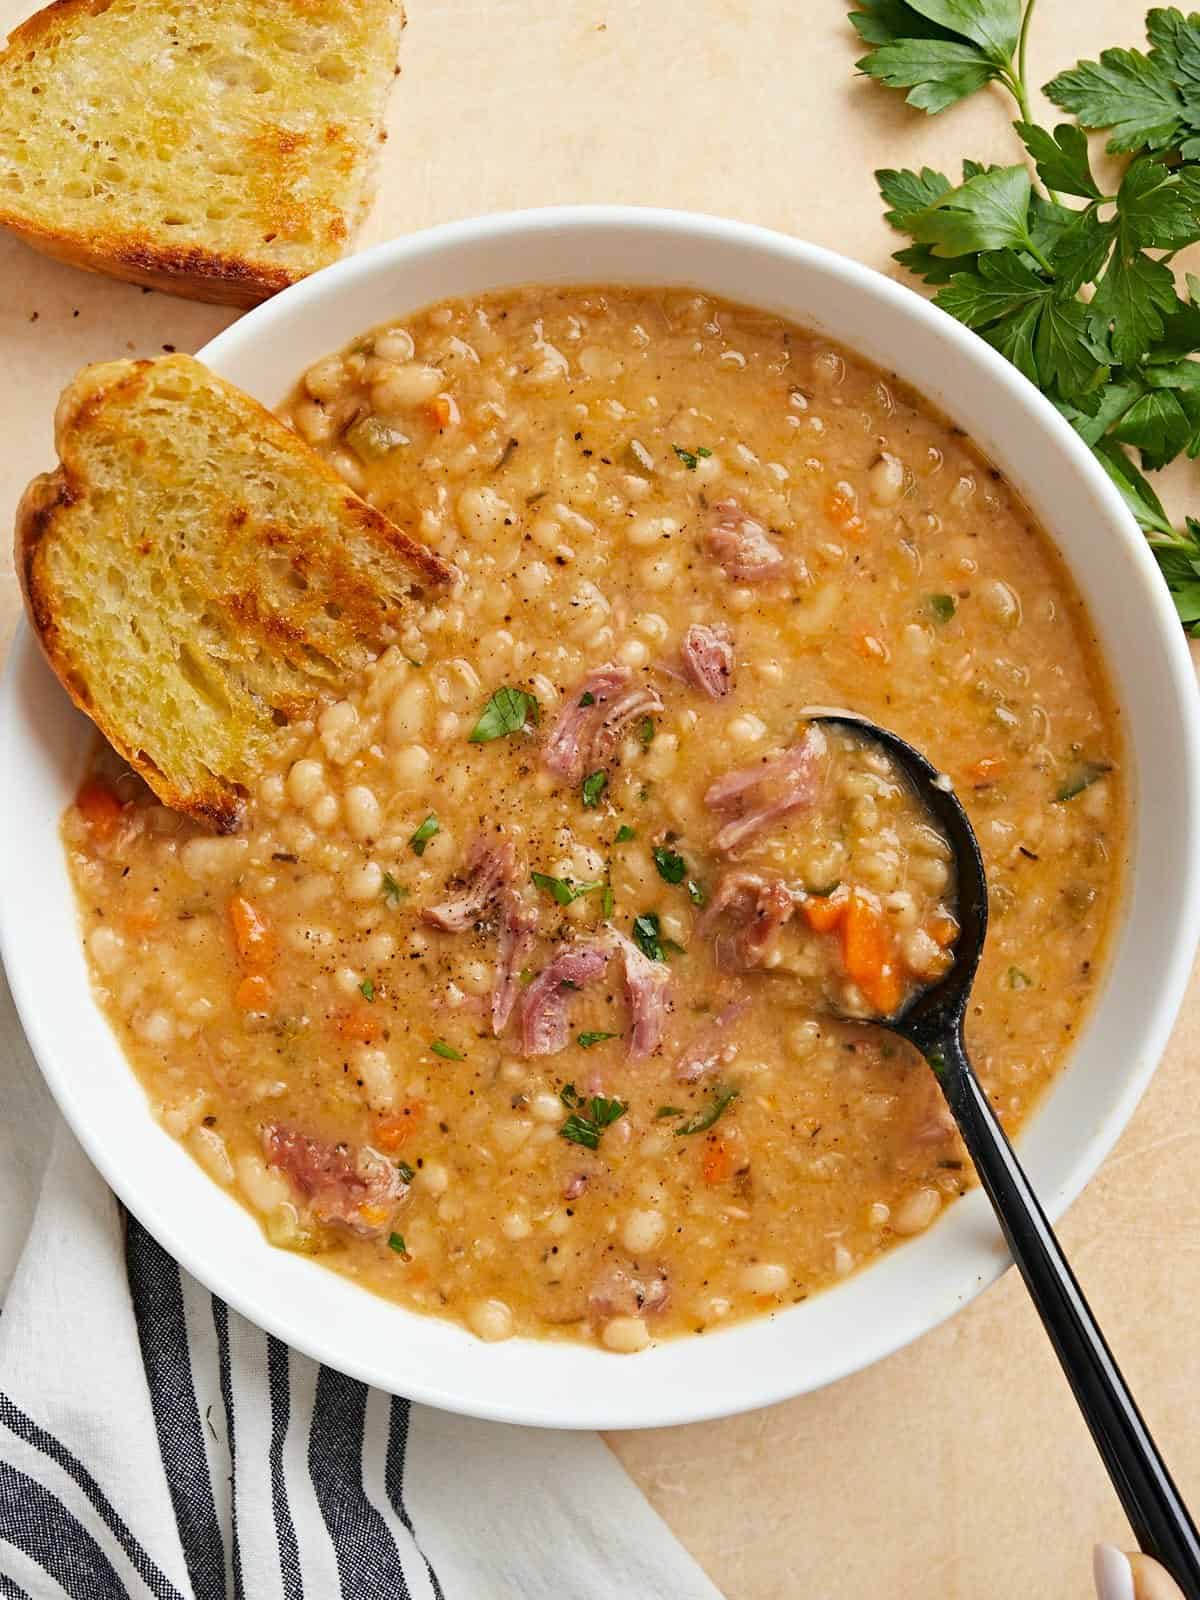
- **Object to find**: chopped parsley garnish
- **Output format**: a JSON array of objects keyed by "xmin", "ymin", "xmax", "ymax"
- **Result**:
[
  {"xmin": 582, "ymin": 770, "xmax": 608, "ymax": 808},
  {"xmin": 1056, "ymin": 761, "xmax": 1112, "ymax": 801},
  {"xmin": 638, "ymin": 717, "xmax": 656, "ymax": 745},
  {"xmin": 360, "ymin": 979, "xmax": 376, "ymax": 1002},
  {"xmin": 558, "ymin": 1083, "xmax": 627, "ymax": 1149},
  {"xmin": 381, "ymin": 871, "xmax": 408, "ymax": 906},
  {"xmin": 632, "ymin": 911, "xmax": 666, "ymax": 962},
  {"xmin": 430, "ymin": 1038, "xmax": 464, "ymax": 1060},
  {"xmin": 674, "ymin": 1086, "xmax": 740, "ymax": 1136},
  {"xmin": 652, "ymin": 845, "xmax": 687, "ymax": 885},
  {"xmin": 673, "ymin": 444, "xmax": 713, "ymax": 470},
  {"xmin": 468, "ymin": 685, "xmax": 539, "ymax": 743},
  {"xmin": 577, "ymin": 1030, "xmax": 619, "ymax": 1048},
  {"xmin": 531, "ymin": 870, "xmax": 604, "ymax": 906},
  {"xmin": 409, "ymin": 814, "xmax": 440, "ymax": 856},
  {"xmin": 387, "ymin": 1232, "xmax": 410, "ymax": 1257},
  {"xmin": 686, "ymin": 879, "xmax": 707, "ymax": 907},
  {"xmin": 601, "ymin": 879, "xmax": 615, "ymax": 919},
  {"xmin": 928, "ymin": 593, "xmax": 957, "ymax": 623},
  {"xmin": 655, "ymin": 1105, "xmax": 686, "ymax": 1119},
  {"xmin": 396, "ymin": 1161, "xmax": 415, "ymax": 1182},
  {"xmin": 579, "ymin": 690, "xmax": 597, "ymax": 707},
  {"xmin": 1007, "ymin": 966, "xmax": 1034, "ymax": 990},
  {"xmin": 615, "ymin": 824, "xmax": 637, "ymax": 843}
]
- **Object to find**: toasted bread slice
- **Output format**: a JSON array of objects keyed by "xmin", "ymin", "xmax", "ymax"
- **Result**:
[
  {"xmin": 18, "ymin": 355, "xmax": 453, "ymax": 831},
  {"xmin": 0, "ymin": 0, "xmax": 404, "ymax": 306}
]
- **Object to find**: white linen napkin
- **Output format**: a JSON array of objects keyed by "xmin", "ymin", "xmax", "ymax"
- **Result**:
[{"xmin": 0, "ymin": 974, "xmax": 724, "ymax": 1600}]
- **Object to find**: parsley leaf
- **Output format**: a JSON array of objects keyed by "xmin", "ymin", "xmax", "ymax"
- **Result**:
[
  {"xmin": 531, "ymin": 870, "xmax": 604, "ymax": 906},
  {"xmin": 1056, "ymin": 761, "xmax": 1113, "ymax": 801},
  {"xmin": 652, "ymin": 845, "xmax": 688, "ymax": 884},
  {"xmin": 673, "ymin": 1086, "xmax": 740, "ymax": 1136},
  {"xmin": 686, "ymin": 878, "xmax": 707, "ymax": 907},
  {"xmin": 577, "ymin": 1030, "xmax": 619, "ymax": 1048},
  {"xmin": 360, "ymin": 979, "xmax": 376, "ymax": 1002},
  {"xmin": 638, "ymin": 717, "xmax": 656, "ymax": 745},
  {"xmin": 631, "ymin": 912, "xmax": 666, "ymax": 962},
  {"xmin": 396, "ymin": 1161, "xmax": 416, "ymax": 1182},
  {"xmin": 409, "ymin": 815, "xmax": 440, "ymax": 856},
  {"xmin": 582, "ymin": 770, "xmax": 608, "ymax": 808},
  {"xmin": 1014, "ymin": 120, "xmax": 1102, "ymax": 199},
  {"xmin": 615, "ymin": 824, "xmax": 637, "ymax": 843},
  {"xmin": 851, "ymin": 0, "xmax": 1017, "ymax": 115},
  {"xmin": 673, "ymin": 444, "xmax": 713, "ymax": 470},
  {"xmin": 430, "ymin": 1038, "xmax": 464, "ymax": 1060},
  {"xmin": 1045, "ymin": 45, "xmax": 1185, "ymax": 154},
  {"xmin": 927, "ymin": 592, "xmax": 957, "ymax": 622},
  {"xmin": 381, "ymin": 871, "xmax": 408, "ymax": 907},
  {"xmin": 468, "ymin": 685, "xmax": 539, "ymax": 743},
  {"xmin": 388, "ymin": 1232, "xmax": 410, "ymax": 1257},
  {"xmin": 558, "ymin": 1086, "xmax": 627, "ymax": 1149},
  {"xmin": 908, "ymin": 165, "xmax": 1039, "ymax": 259}
]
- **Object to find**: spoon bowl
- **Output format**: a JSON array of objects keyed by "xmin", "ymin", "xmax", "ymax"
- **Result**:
[{"xmin": 809, "ymin": 711, "xmax": 1200, "ymax": 1597}]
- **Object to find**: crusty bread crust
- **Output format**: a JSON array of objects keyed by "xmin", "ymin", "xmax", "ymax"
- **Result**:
[
  {"xmin": 18, "ymin": 356, "xmax": 454, "ymax": 832},
  {"xmin": 0, "ymin": 0, "xmax": 403, "ymax": 307}
]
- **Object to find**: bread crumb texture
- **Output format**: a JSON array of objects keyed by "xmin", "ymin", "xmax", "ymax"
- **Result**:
[
  {"xmin": 18, "ymin": 355, "xmax": 450, "ymax": 830},
  {"xmin": 0, "ymin": 0, "xmax": 404, "ymax": 304}
]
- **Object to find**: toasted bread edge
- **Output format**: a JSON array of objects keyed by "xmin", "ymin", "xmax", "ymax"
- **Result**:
[{"xmin": 16, "ymin": 356, "xmax": 456, "ymax": 834}]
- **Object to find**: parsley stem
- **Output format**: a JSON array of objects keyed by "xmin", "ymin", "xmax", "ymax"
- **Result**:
[
  {"xmin": 1024, "ymin": 235, "xmax": 1055, "ymax": 277},
  {"xmin": 1015, "ymin": 0, "xmax": 1037, "ymax": 124}
]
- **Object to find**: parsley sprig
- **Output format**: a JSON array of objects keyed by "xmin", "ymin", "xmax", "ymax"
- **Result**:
[
  {"xmin": 558, "ymin": 1083, "xmax": 627, "ymax": 1149},
  {"xmin": 852, "ymin": 2, "xmax": 1200, "ymax": 630}
]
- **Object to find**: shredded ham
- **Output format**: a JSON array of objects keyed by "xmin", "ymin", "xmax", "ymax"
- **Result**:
[
  {"xmin": 589, "ymin": 1262, "xmax": 670, "ymax": 1318},
  {"xmin": 674, "ymin": 996, "xmax": 751, "ymax": 1082},
  {"xmin": 518, "ymin": 940, "xmax": 611, "ymax": 1056},
  {"xmin": 421, "ymin": 836, "xmax": 514, "ymax": 932},
  {"xmin": 680, "ymin": 622, "xmax": 735, "ymax": 699},
  {"xmin": 705, "ymin": 724, "xmax": 827, "ymax": 853},
  {"xmin": 701, "ymin": 870, "xmax": 797, "ymax": 970},
  {"xmin": 563, "ymin": 1171, "xmax": 590, "ymax": 1201},
  {"xmin": 262, "ymin": 1126, "xmax": 407, "ymax": 1237},
  {"xmin": 707, "ymin": 498, "xmax": 786, "ymax": 581},
  {"xmin": 610, "ymin": 931, "xmax": 672, "ymax": 1059},
  {"xmin": 541, "ymin": 664, "xmax": 630, "ymax": 782},
  {"xmin": 588, "ymin": 681, "xmax": 665, "ymax": 766},
  {"xmin": 491, "ymin": 889, "xmax": 539, "ymax": 1035}
]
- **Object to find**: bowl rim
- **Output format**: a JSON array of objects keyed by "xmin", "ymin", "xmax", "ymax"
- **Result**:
[{"xmin": 5, "ymin": 203, "xmax": 1200, "ymax": 1430}]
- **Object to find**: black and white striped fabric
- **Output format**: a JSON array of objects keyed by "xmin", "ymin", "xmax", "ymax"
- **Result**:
[{"xmin": 0, "ymin": 1130, "xmax": 724, "ymax": 1600}]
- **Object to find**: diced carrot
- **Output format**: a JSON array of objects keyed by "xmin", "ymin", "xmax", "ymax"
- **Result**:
[
  {"xmin": 75, "ymin": 778, "xmax": 123, "ymax": 841},
  {"xmin": 702, "ymin": 1136, "xmax": 734, "ymax": 1185},
  {"xmin": 376, "ymin": 1105, "xmax": 424, "ymax": 1151},
  {"xmin": 840, "ymin": 889, "xmax": 904, "ymax": 1012},
  {"xmin": 234, "ymin": 973, "xmax": 272, "ymax": 1012},
  {"xmin": 925, "ymin": 913, "xmax": 959, "ymax": 949},
  {"xmin": 867, "ymin": 962, "xmax": 904, "ymax": 1016},
  {"xmin": 841, "ymin": 890, "xmax": 888, "ymax": 985},
  {"xmin": 228, "ymin": 895, "xmax": 276, "ymax": 969},
  {"xmin": 335, "ymin": 1009, "xmax": 381, "ymax": 1044},
  {"xmin": 801, "ymin": 894, "xmax": 845, "ymax": 933},
  {"xmin": 966, "ymin": 756, "xmax": 1006, "ymax": 786},
  {"xmin": 426, "ymin": 393, "xmax": 460, "ymax": 430}
]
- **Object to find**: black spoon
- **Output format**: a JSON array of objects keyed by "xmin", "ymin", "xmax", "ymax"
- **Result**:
[{"xmin": 812, "ymin": 711, "xmax": 1200, "ymax": 1597}]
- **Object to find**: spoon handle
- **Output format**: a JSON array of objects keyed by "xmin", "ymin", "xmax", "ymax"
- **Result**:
[{"xmin": 929, "ymin": 1029, "xmax": 1200, "ymax": 1595}]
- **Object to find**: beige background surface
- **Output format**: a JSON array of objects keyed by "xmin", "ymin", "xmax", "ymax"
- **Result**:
[{"xmin": 1, "ymin": 2, "xmax": 1198, "ymax": 1596}]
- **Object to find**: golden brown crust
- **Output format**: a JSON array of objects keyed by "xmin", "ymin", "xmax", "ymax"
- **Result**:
[{"xmin": 0, "ymin": 0, "xmax": 403, "ymax": 306}]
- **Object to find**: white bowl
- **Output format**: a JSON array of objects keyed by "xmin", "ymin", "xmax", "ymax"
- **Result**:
[{"xmin": 4, "ymin": 207, "xmax": 1199, "ymax": 1430}]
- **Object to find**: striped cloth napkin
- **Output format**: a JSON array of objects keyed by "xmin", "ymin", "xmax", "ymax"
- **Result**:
[{"xmin": 0, "ymin": 987, "xmax": 723, "ymax": 1600}]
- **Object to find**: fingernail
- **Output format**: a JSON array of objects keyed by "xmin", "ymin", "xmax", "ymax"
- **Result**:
[{"xmin": 1095, "ymin": 1544, "xmax": 1136, "ymax": 1600}]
